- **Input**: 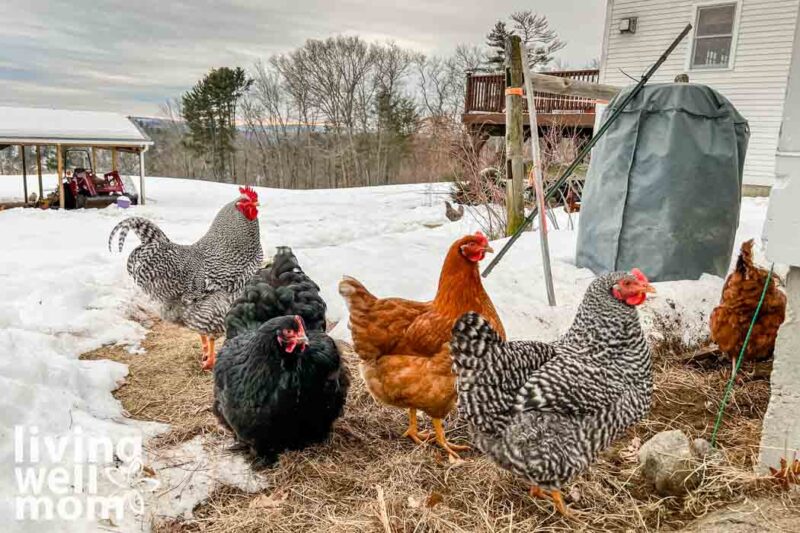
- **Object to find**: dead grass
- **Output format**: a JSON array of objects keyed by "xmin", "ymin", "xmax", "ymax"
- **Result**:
[{"xmin": 82, "ymin": 319, "xmax": 800, "ymax": 532}]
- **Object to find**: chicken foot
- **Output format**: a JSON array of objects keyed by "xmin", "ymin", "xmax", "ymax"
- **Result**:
[
  {"xmin": 432, "ymin": 418, "xmax": 470, "ymax": 462},
  {"xmin": 402, "ymin": 409, "xmax": 434, "ymax": 445},
  {"xmin": 528, "ymin": 486, "xmax": 568, "ymax": 516}
]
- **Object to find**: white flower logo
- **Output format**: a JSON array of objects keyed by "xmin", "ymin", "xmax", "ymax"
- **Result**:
[{"xmin": 104, "ymin": 458, "xmax": 161, "ymax": 516}]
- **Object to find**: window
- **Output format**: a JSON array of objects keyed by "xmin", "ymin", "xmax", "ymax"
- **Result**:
[{"xmin": 691, "ymin": 3, "xmax": 737, "ymax": 69}]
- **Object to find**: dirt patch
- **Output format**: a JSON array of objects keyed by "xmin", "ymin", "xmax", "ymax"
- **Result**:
[{"xmin": 83, "ymin": 322, "xmax": 799, "ymax": 532}]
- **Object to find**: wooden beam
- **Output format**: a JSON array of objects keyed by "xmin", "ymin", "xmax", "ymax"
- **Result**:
[
  {"xmin": 91, "ymin": 147, "xmax": 97, "ymax": 173},
  {"xmin": 530, "ymin": 72, "xmax": 620, "ymax": 102},
  {"xmin": 20, "ymin": 145, "xmax": 28, "ymax": 203},
  {"xmin": 112, "ymin": 148, "xmax": 119, "ymax": 172},
  {"xmin": 36, "ymin": 145, "xmax": 43, "ymax": 201},
  {"xmin": 505, "ymin": 35, "xmax": 525, "ymax": 236},
  {"xmin": 57, "ymin": 144, "xmax": 64, "ymax": 209}
]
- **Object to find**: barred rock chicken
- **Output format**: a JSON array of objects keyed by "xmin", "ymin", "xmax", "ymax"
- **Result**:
[
  {"xmin": 710, "ymin": 239, "xmax": 786, "ymax": 376},
  {"xmin": 339, "ymin": 232, "xmax": 505, "ymax": 461},
  {"xmin": 213, "ymin": 313, "xmax": 349, "ymax": 465},
  {"xmin": 451, "ymin": 270, "xmax": 655, "ymax": 514},
  {"xmin": 109, "ymin": 187, "xmax": 263, "ymax": 370}
]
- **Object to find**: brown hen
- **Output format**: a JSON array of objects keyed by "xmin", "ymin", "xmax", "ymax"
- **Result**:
[
  {"xmin": 710, "ymin": 239, "xmax": 786, "ymax": 376},
  {"xmin": 338, "ymin": 232, "xmax": 505, "ymax": 460}
]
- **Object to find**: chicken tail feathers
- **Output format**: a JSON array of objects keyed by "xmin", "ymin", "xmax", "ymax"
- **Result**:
[
  {"xmin": 108, "ymin": 217, "xmax": 169, "ymax": 253},
  {"xmin": 338, "ymin": 276, "xmax": 377, "ymax": 310},
  {"xmin": 226, "ymin": 247, "xmax": 327, "ymax": 339},
  {"xmin": 735, "ymin": 239, "xmax": 755, "ymax": 275}
]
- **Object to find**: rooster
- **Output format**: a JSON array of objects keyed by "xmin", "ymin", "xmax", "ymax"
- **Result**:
[
  {"xmin": 339, "ymin": 232, "xmax": 505, "ymax": 461},
  {"xmin": 109, "ymin": 187, "xmax": 263, "ymax": 370},
  {"xmin": 710, "ymin": 239, "xmax": 786, "ymax": 377},
  {"xmin": 451, "ymin": 270, "xmax": 655, "ymax": 514}
]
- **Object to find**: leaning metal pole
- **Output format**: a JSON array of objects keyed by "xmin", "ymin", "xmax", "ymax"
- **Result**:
[
  {"xmin": 521, "ymin": 42, "xmax": 557, "ymax": 306},
  {"xmin": 482, "ymin": 23, "xmax": 693, "ymax": 278}
]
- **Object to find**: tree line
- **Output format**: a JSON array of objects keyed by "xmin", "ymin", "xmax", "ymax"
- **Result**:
[{"xmin": 134, "ymin": 11, "xmax": 591, "ymax": 189}]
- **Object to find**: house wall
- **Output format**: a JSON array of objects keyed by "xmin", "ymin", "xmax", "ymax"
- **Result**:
[{"xmin": 600, "ymin": 0, "xmax": 800, "ymax": 187}]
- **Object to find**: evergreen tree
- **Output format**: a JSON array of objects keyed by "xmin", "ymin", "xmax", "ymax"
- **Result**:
[
  {"xmin": 182, "ymin": 67, "xmax": 253, "ymax": 182},
  {"xmin": 485, "ymin": 21, "xmax": 511, "ymax": 70},
  {"xmin": 485, "ymin": 11, "xmax": 565, "ymax": 71}
]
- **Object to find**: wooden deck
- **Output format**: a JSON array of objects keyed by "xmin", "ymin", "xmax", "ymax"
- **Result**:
[{"xmin": 462, "ymin": 69, "xmax": 600, "ymax": 135}]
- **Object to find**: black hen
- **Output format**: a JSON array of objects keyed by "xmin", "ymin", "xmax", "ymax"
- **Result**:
[
  {"xmin": 226, "ymin": 246, "xmax": 327, "ymax": 339},
  {"xmin": 213, "ymin": 314, "xmax": 349, "ymax": 464}
]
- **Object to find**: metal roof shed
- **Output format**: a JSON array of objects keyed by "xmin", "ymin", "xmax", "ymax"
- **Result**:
[{"xmin": 0, "ymin": 106, "xmax": 153, "ymax": 208}]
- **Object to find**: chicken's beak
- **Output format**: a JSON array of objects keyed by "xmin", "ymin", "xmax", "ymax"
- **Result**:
[
  {"xmin": 253, "ymin": 201, "xmax": 260, "ymax": 207},
  {"xmin": 484, "ymin": 244, "xmax": 495, "ymax": 254},
  {"xmin": 644, "ymin": 283, "xmax": 656, "ymax": 294}
]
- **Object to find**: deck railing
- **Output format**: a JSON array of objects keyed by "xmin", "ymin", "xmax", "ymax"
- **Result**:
[{"xmin": 464, "ymin": 69, "xmax": 600, "ymax": 115}]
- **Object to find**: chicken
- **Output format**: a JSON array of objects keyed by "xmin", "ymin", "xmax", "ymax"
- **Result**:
[
  {"xmin": 451, "ymin": 270, "xmax": 655, "ymax": 514},
  {"xmin": 109, "ymin": 187, "xmax": 263, "ymax": 370},
  {"xmin": 338, "ymin": 232, "xmax": 505, "ymax": 460},
  {"xmin": 226, "ymin": 246, "xmax": 327, "ymax": 338},
  {"xmin": 213, "ymin": 315, "xmax": 349, "ymax": 465},
  {"xmin": 710, "ymin": 239, "xmax": 786, "ymax": 376},
  {"xmin": 445, "ymin": 200, "xmax": 465, "ymax": 222}
]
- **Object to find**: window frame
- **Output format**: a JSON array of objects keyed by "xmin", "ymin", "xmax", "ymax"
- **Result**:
[{"xmin": 686, "ymin": 0, "xmax": 742, "ymax": 72}]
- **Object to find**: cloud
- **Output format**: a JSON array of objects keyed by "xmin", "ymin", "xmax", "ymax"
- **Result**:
[{"xmin": 0, "ymin": 0, "xmax": 604, "ymax": 115}]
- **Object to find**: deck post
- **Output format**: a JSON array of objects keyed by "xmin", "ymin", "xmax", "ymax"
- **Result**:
[
  {"xmin": 138, "ymin": 148, "xmax": 146, "ymax": 205},
  {"xmin": 20, "ymin": 145, "xmax": 28, "ymax": 203},
  {"xmin": 112, "ymin": 148, "xmax": 119, "ymax": 172},
  {"xmin": 505, "ymin": 35, "xmax": 525, "ymax": 236},
  {"xmin": 36, "ymin": 145, "xmax": 43, "ymax": 201},
  {"xmin": 91, "ymin": 147, "xmax": 97, "ymax": 173},
  {"xmin": 522, "ymin": 43, "xmax": 557, "ymax": 307},
  {"xmin": 57, "ymin": 144, "xmax": 64, "ymax": 209}
]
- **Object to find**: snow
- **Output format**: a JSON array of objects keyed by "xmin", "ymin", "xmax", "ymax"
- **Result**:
[
  {"xmin": 0, "ymin": 106, "xmax": 150, "ymax": 144},
  {"xmin": 0, "ymin": 175, "xmax": 770, "ymax": 532}
]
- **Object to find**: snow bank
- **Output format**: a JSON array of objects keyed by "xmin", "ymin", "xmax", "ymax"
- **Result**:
[{"xmin": 0, "ymin": 176, "xmax": 769, "ymax": 531}]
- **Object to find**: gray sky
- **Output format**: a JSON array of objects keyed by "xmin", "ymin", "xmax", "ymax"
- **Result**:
[{"xmin": 0, "ymin": 0, "xmax": 605, "ymax": 116}]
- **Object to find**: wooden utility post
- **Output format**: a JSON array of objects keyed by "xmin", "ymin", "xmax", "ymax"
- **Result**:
[
  {"xmin": 504, "ymin": 35, "xmax": 525, "ymax": 236},
  {"xmin": 57, "ymin": 144, "xmax": 64, "ymax": 209},
  {"xmin": 36, "ymin": 146, "xmax": 43, "ymax": 201},
  {"xmin": 20, "ymin": 145, "xmax": 28, "ymax": 203}
]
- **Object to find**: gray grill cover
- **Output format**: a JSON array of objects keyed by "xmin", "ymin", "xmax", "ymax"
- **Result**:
[{"xmin": 576, "ymin": 83, "xmax": 749, "ymax": 282}]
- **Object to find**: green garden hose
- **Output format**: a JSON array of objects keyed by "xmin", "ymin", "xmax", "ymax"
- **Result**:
[{"xmin": 710, "ymin": 262, "xmax": 775, "ymax": 448}]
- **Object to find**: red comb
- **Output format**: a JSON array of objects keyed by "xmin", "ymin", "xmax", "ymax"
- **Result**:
[
  {"xmin": 474, "ymin": 231, "xmax": 488, "ymax": 245},
  {"xmin": 631, "ymin": 268, "xmax": 648, "ymax": 283},
  {"xmin": 239, "ymin": 186, "xmax": 258, "ymax": 202}
]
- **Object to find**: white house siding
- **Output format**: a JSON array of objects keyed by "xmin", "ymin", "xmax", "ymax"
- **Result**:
[{"xmin": 600, "ymin": 0, "xmax": 800, "ymax": 187}]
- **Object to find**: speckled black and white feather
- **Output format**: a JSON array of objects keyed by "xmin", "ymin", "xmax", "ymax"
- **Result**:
[
  {"xmin": 225, "ymin": 247, "xmax": 326, "ymax": 339},
  {"xmin": 451, "ymin": 272, "xmax": 653, "ymax": 490},
  {"xmin": 108, "ymin": 201, "xmax": 263, "ymax": 336}
]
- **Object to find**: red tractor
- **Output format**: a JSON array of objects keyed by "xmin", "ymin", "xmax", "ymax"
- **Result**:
[{"xmin": 62, "ymin": 148, "xmax": 139, "ymax": 209}]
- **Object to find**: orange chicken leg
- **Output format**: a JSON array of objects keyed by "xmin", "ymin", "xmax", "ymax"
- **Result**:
[
  {"xmin": 202, "ymin": 337, "xmax": 216, "ymax": 371},
  {"xmin": 432, "ymin": 418, "xmax": 470, "ymax": 462}
]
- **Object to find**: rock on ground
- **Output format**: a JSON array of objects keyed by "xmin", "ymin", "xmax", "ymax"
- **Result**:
[{"xmin": 639, "ymin": 430, "xmax": 707, "ymax": 497}]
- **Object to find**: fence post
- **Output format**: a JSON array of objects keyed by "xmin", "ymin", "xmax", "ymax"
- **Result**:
[{"xmin": 505, "ymin": 35, "xmax": 525, "ymax": 236}]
